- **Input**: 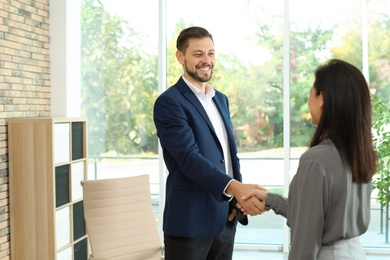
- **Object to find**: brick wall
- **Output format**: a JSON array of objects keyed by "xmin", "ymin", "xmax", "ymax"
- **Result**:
[{"xmin": 0, "ymin": 0, "xmax": 50, "ymax": 259}]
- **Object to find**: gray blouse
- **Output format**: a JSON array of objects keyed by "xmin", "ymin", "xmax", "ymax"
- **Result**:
[{"xmin": 266, "ymin": 138, "xmax": 371, "ymax": 259}]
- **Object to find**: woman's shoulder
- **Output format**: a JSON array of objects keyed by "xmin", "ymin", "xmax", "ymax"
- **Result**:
[
  {"xmin": 299, "ymin": 139, "xmax": 342, "ymax": 172},
  {"xmin": 301, "ymin": 139, "xmax": 336, "ymax": 159}
]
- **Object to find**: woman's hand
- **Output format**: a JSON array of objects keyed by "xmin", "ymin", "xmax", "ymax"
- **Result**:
[
  {"xmin": 236, "ymin": 188, "xmax": 269, "ymax": 215},
  {"xmin": 242, "ymin": 188, "xmax": 268, "ymax": 201}
]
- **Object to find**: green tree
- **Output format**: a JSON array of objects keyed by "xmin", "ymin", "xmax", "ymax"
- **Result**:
[
  {"xmin": 166, "ymin": 20, "xmax": 189, "ymax": 87},
  {"xmin": 212, "ymin": 53, "xmax": 278, "ymax": 151},
  {"xmin": 367, "ymin": 14, "xmax": 390, "ymax": 100},
  {"xmin": 81, "ymin": 1, "xmax": 390, "ymax": 157},
  {"xmin": 372, "ymin": 95, "xmax": 390, "ymax": 207},
  {"xmin": 81, "ymin": 0, "xmax": 158, "ymax": 156},
  {"xmin": 240, "ymin": 21, "xmax": 333, "ymax": 149},
  {"xmin": 331, "ymin": 13, "xmax": 390, "ymax": 99}
]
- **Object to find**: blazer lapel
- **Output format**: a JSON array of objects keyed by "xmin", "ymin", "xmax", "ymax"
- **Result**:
[
  {"xmin": 176, "ymin": 78, "xmax": 240, "ymax": 179},
  {"xmin": 213, "ymin": 93, "xmax": 241, "ymax": 180},
  {"xmin": 177, "ymin": 79, "xmax": 216, "ymax": 134},
  {"xmin": 212, "ymin": 94, "xmax": 235, "ymax": 145}
]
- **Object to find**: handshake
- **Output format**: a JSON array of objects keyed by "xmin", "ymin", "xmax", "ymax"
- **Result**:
[{"xmin": 226, "ymin": 180, "xmax": 270, "ymax": 217}]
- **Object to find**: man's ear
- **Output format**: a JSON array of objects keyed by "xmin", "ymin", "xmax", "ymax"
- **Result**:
[{"xmin": 176, "ymin": 50, "xmax": 184, "ymax": 65}]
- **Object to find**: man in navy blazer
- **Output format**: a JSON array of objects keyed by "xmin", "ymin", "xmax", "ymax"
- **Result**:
[{"xmin": 153, "ymin": 26, "xmax": 265, "ymax": 260}]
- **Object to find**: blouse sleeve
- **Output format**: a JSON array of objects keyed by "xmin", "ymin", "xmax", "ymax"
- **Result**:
[
  {"xmin": 265, "ymin": 193, "xmax": 288, "ymax": 218},
  {"xmin": 287, "ymin": 160, "xmax": 329, "ymax": 260}
]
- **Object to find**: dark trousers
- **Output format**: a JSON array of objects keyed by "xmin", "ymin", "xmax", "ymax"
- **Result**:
[{"xmin": 164, "ymin": 219, "xmax": 237, "ymax": 260}]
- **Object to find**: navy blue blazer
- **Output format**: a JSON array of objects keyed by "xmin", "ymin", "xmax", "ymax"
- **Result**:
[{"xmin": 153, "ymin": 77, "xmax": 244, "ymax": 238}]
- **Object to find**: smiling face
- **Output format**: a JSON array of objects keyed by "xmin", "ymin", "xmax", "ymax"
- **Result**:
[
  {"xmin": 308, "ymin": 86, "xmax": 324, "ymax": 126},
  {"xmin": 176, "ymin": 37, "xmax": 215, "ymax": 89}
]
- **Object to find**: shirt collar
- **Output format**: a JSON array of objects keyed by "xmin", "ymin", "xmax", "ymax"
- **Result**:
[{"xmin": 182, "ymin": 75, "xmax": 215, "ymax": 99}]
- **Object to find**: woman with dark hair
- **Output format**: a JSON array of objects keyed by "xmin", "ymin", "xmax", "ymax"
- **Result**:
[{"xmin": 241, "ymin": 59, "xmax": 377, "ymax": 259}]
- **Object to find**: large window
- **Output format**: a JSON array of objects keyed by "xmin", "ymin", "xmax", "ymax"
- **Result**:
[{"xmin": 80, "ymin": 0, "xmax": 390, "ymax": 253}]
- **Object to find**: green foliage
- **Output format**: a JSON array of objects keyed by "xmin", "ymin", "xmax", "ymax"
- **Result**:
[
  {"xmin": 81, "ymin": 0, "xmax": 158, "ymax": 156},
  {"xmin": 267, "ymin": 187, "xmax": 284, "ymax": 195},
  {"xmin": 372, "ymin": 95, "xmax": 390, "ymax": 207},
  {"xmin": 80, "ymin": 1, "xmax": 390, "ymax": 158},
  {"xmin": 239, "ymin": 22, "xmax": 332, "ymax": 149},
  {"xmin": 166, "ymin": 20, "xmax": 191, "ymax": 87},
  {"xmin": 331, "ymin": 15, "xmax": 390, "ymax": 101},
  {"xmin": 213, "ymin": 54, "xmax": 278, "ymax": 150}
]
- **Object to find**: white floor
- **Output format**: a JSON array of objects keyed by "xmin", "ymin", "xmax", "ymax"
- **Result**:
[{"xmin": 233, "ymin": 250, "xmax": 390, "ymax": 259}]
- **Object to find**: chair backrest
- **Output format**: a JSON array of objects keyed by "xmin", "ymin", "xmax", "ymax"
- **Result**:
[{"xmin": 82, "ymin": 174, "xmax": 163, "ymax": 260}]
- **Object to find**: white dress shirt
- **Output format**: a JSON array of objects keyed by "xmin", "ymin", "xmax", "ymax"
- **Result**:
[{"xmin": 182, "ymin": 76, "xmax": 233, "ymax": 178}]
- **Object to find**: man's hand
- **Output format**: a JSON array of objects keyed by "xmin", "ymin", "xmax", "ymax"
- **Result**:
[
  {"xmin": 241, "ymin": 188, "xmax": 268, "ymax": 201},
  {"xmin": 238, "ymin": 188, "xmax": 270, "ymax": 215},
  {"xmin": 226, "ymin": 180, "xmax": 266, "ymax": 216},
  {"xmin": 228, "ymin": 208, "xmax": 236, "ymax": 221}
]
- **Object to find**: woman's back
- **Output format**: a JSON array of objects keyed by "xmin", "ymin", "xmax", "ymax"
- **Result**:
[{"xmin": 287, "ymin": 138, "xmax": 370, "ymax": 259}]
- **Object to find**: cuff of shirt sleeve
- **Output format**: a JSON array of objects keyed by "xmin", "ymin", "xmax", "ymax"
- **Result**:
[
  {"xmin": 223, "ymin": 179, "xmax": 234, "ymax": 201},
  {"xmin": 265, "ymin": 192, "xmax": 279, "ymax": 208}
]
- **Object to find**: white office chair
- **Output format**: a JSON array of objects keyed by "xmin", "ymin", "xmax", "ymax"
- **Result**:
[{"xmin": 82, "ymin": 174, "xmax": 163, "ymax": 260}]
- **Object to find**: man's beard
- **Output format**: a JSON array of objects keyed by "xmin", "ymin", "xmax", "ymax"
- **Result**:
[{"xmin": 184, "ymin": 62, "xmax": 213, "ymax": 83}]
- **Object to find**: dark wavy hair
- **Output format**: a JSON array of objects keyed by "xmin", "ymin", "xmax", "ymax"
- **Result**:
[
  {"xmin": 176, "ymin": 26, "xmax": 214, "ymax": 54},
  {"xmin": 310, "ymin": 59, "xmax": 377, "ymax": 183}
]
